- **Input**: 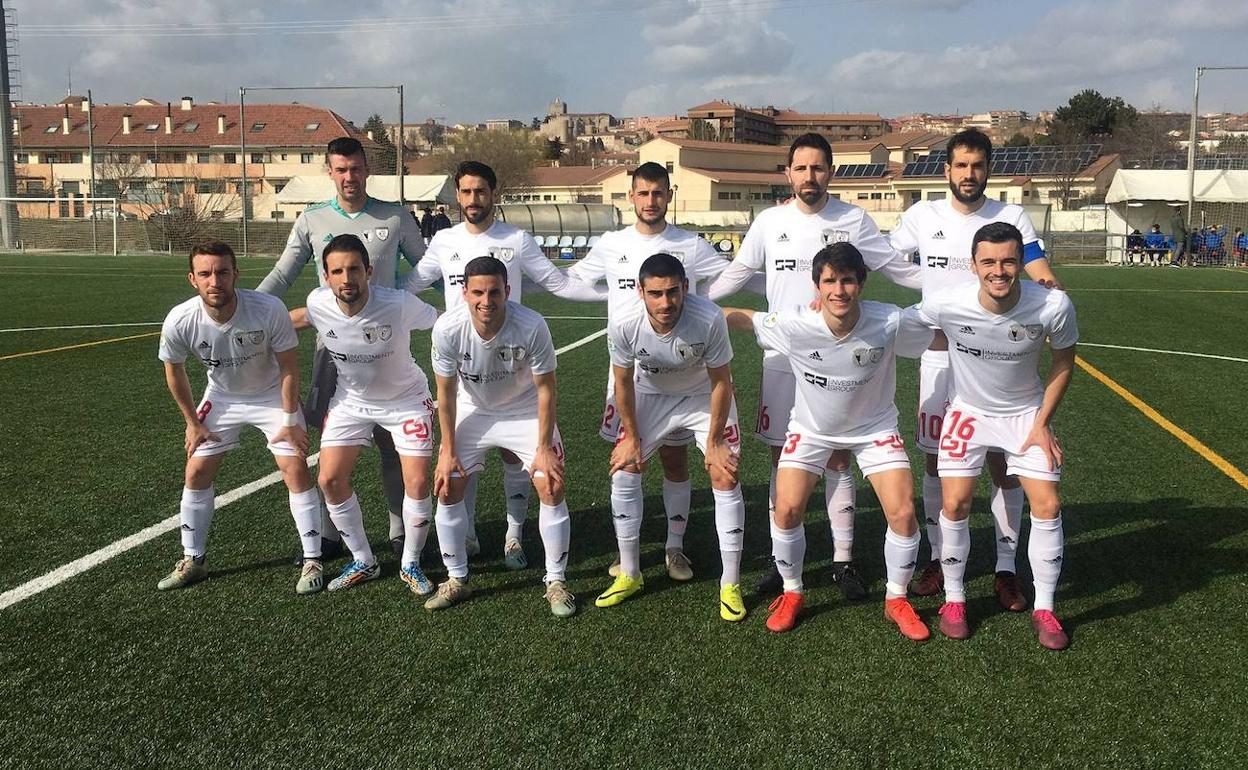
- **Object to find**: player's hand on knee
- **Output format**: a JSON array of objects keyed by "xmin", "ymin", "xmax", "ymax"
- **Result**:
[
  {"xmin": 531, "ymin": 445, "xmax": 564, "ymax": 493},
  {"xmin": 609, "ymin": 437, "xmax": 642, "ymax": 475},
  {"xmin": 184, "ymin": 423, "xmax": 219, "ymax": 457},
  {"xmin": 1021, "ymin": 423, "xmax": 1062, "ymax": 471},
  {"xmin": 271, "ymin": 425, "xmax": 309, "ymax": 457},
  {"xmin": 704, "ymin": 439, "xmax": 738, "ymax": 478},
  {"xmin": 433, "ymin": 449, "xmax": 465, "ymax": 498}
]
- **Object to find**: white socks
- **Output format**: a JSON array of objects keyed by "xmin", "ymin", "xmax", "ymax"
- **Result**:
[
  {"xmin": 883, "ymin": 528, "xmax": 921, "ymax": 598},
  {"xmin": 938, "ymin": 513, "xmax": 970, "ymax": 602},
  {"xmin": 504, "ymin": 460, "xmax": 531, "ymax": 542},
  {"xmin": 991, "ymin": 484, "xmax": 1025, "ymax": 573},
  {"xmin": 179, "ymin": 486, "xmax": 214, "ymax": 558},
  {"xmin": 712, "ymin": 486, "xmax": 745, "ymax": 586},
  {"xmin": 825, "ymin": 468, "xmax": 856, "ymax": 562},
  {"xmin": 538, "ymin": 500, "xmax": 571, "ymax": 583},
  {"xmin": 462, "ymin": 473, "xmax": 480, "ymax": 545},
  {"xmin": 400, "ymin": 495, "xmax": 433, "ymax": 568},
  {"xmin": 1028, "ymin": 514, "xmax": 1064, "ymax": 611},
  {"xmin": 770, "ymin": 520, "xmax": 806, "ymax": 593},
  {"xmin": 326, "ymin": 493, "xmax": 375, "ymax": 566},
  {"xmin": 768, "ymin": 465, "xmax": 778, "ymax": 517},
  {"xmin": 922, "ymin": 472, "xmax": 943, "ymax": 562},
  {"xmin": 435, "ymin": 499, "xmax": 470, "ymax": 579},
  {"xmin": 663, "ymin": 478, "xmax": 692, "ymax": 551},
  {"xmin": 610, "ymin": 470, "xmax": 644, "ymax": 578},
  {"xmin": 288, "ymin": 488, "xmax": 322, "ymax": 560}
]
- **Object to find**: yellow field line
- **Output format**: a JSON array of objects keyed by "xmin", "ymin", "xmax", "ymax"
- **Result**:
[
  {"xmin": 0, "ymin": 331, "xmax": 160, "ymax": 362},
  {"xmin": 1076, "ymin": 355, "xmax": 1248, "ymax": 491}
]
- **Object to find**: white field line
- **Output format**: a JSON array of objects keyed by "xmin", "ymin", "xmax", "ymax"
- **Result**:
[
  {"xmin": 1079, "ymin": 342, "xmax": 1248, "ymax": 364},
  {"xmin": 0, "ymin": 326, "xmax": 608, "ymax": 611}
]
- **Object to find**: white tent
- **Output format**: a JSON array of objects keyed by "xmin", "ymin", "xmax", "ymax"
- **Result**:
[
  {"xmin": 1106, "ymin": 169, "xmax": 1248, "ymax": 204},
  {"xmin": 275, "ymin": 174, "xmax": 454, "ymax": 206}
]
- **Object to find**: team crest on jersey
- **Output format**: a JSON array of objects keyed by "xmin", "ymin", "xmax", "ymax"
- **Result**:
[
  {"xmin": 762, "ymin": 312, "xmax": 779, "ymax": 328},
  {"xmin": 676, "ymin": 341, "xmax": 706, "ymax": 361},
  {"xmin": 667, "ymin": 249, "xmax": 686, "ymax": 262},
  {"xmin": 1025, "ymin": 324, "xmax": 1044, "ymax": 340},
  {"xmin": 363, "ymin": 324, "xmax": 392, "ymax": 344},
  {"xmin": 233, "ymin": 330, "xmax": 264, "ymax": 346},
  {"xmin": 497, "ymin": 345, "xmax": 527, "ymax": 362},
  {"xmin": 852, "ymin": 346, "xmax": 885, "ymax": 366},
  {"xmin": 375, "ymin": 227, "xmax": 389, "ymax": 241},
  {"xmin": 1007, "ymin": 323, "xmax": 1029, "ymax": 342},
  {"xmin": 361, "ymin": 231, "xmax": 373, "ymax": 243},
  {"xmin": 821, "ymin": 229, "xmax": 850, "ymax": 245},
  {"xmin": 490, "ymin": 247, "xmax": 515, "ymax": 263}
]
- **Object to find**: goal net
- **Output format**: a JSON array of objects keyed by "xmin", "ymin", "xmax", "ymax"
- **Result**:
[{"xmin": 0, "ymin": 197, "xmax": 158, "ymax": 255}]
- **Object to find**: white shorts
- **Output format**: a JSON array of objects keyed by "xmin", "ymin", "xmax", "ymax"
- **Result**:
[
  {"xmin": 754, "ymin": 367, "xmax": 796, "ymax": 446},
  {"xmin": 599, "ymin": 367, "xmax": 693, "ymax": 447},
  {"xmin": 192, "ymin": 391, "xmax": 304, "ymax": 458},
  {"xmin": 915, "ymin": 349, "xmax": 953, "ymax": 454},
  {"xmin": 937, "ymin": 403, "xmax": 1061, "ymax": 482},
  {"xmin": 453, "ymin": 402, "xmax": 565, "ymax": 476},
  {"xmin": 321, "ymin": 391, "xmax": 436, "ymax": 457},
  {"xmin": 777, "ymin": 422, "xmax": 912, "ymax": 478},
  {"xmin": 618, "ymin": 391, "xmax": 741, "ymax": 462}
]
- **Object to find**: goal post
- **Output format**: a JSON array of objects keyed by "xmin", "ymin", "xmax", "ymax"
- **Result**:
[{"xmin": 0, "ymin": 197, "xmax": 123, "ymax": 255}]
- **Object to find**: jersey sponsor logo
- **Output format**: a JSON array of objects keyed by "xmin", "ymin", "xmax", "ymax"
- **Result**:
[
  {"xmin": 932, "ymin": 230, "xmax": 946, "ymax": 239},
  {"xmin": 955, "ymin": 341, "xmax": 982, "ymax": 358},
  {"xmin": 676, "ymin": 341, "xmax": 706, "ymax": 361},
  {"xmin": 803, "ymin": 371, "xmax": 829, "ymax": 388},
  {"xmin": 872, "ymin": 434, "xmax": 905, "ymax": 451},
  {"xmin": 375, "ymin": 227, "xmax": 389, "ymax": 241},
  {"xmin": 401, "ymin": 418, "xmax": 429, "ymax": 439},
  {"xmin": 776, "ymin": 233, "xmax": 790, "ymax": 243},
  {"xmin": 775, "ymin": 258, "xmax": 798, "ymax": 271},
  {"xmin": 232, "ymin": 329, "xmax": 264, "ymax": 346},
  {"xmin": 958, "ymin": 325, "xmax": 975, "ymax": 335},
  {"xmin": 852, "ymin": 346, "xmax": 884, "ymax": 366},
  {"xmin": 808, "ymin": 350, "xmax": 823, "ymax": 361},
  {"xmin": 362, "ymin": 324, "xmax": 392, "ymax": 344},
  {"xmin": 448, "ymin": 273, "xmax": 465, "ymax": 286},
  {"xmin": 821, "ymin": 229, "xmax": 850, "ymax": 245},
  {"xmin": 617, "ymin": 278, "xmax": 636, "ymax": 289},
  {"xmin": 489, "ymin": 246, "xmax": 515, "ymax": 263},
  {"xmin": 926, "ymin": 255, "xmax": 950, "ymax": 268}
]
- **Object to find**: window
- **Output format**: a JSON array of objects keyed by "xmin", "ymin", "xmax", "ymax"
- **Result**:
[
  {"xmin": 44, "ymin": 125, "xmax": 58, "ymax": 133},
  {"xmin": 197, "ymin": 153, "xmax": 211, "ymax": 164},
  {"xmin": 280, "ymin": 153, "xmax": 288, "ymax": 161},
  {"xmin": 183, "ymin": 122, "xmax": 199, "ymax": 132},
  {"xmin": 27, "ymin": 180, "xmax": 44, "ymax": 193},
  {"xmin": 305, "ymin": 122, "xmax": 320, "ymax": 131},
  {"xmin": 15, "ymin": 153, "xmax": 28, "ymax": 163},
  {"xmin": 717, "ymin": 191, "xmax": 742, "ymax": 200},
  {"xmin": 300, "ymin": 153, "xmax": 314, "ymax": 164},
  {"xmin": 62, "ymin": 181, "xmax": 80, "ymax": 194},
  {"xmin": 927, "ymin": 191, "xmax": 946, "ymax": 200},
  {"xmin": 196, "ymin": 180, "xmax": 226, "ymax": 194},
  {"xmin": 829, "ymin": 193, "xmax": 840, "ymax": 200},
  {"xmin": 250, "ymin": 122, "xmax": 266, "ymax": 132},
  {"xmin": 147, "ymin": 152, "xmax": 158, "ymax": 163},
  {"xmin": 543, "ymin": 195, "xmax": 554, "ymax": 201},
  {"xmin": 166, "ymin": 181, "xmax": 185, "ymax": 195},
  {"xmin": 271, "ymin": 210, "xmax": 285, "ymax": 220},
  {"xmin": 68, "ymin": 153, "xmax": 83, "ymax": 163},
  {"xmin": 857, "ymin": 192, "xmax": 869, "ymax": 200},
  {"xmin": 223, "ymin": 152, "xmax": 237, "ymax": 164},
  {"xmin": 144, "ymin": 124, "xmax": 159, "ymax": 132},
  {"xmin": 45, "ymin": 153, "xmax": 60, "ymax": 163},
  {"xmin": 665, "ymin": 162, "xmax": 674, "ymax": 173},
  {"xmin": 610, "ymin": 192, "xmax": 626, "ymax": 200},
  {"xmin": 884, "ymin": 192, "xmax": 895, "ymax": 200},
  {"xmin": 250, "ymin": 153, "xmax": 264, "ymax": 164},
  {"xmin": 1023, "ymin": 190, "xmax": 1031, "ymax": 197},
  {"xmin": 870, "ymin": 192, "xmax": 882, "ymax": 200},
  {"xmin": 999, "ymin": 192, "xmax": 1008, "ymax": 202}
]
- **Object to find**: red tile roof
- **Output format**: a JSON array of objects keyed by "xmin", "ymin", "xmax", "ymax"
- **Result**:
[
  {"xmin": 660, "ymin": 138, "xmax": 787, "ymax": 156},
  {"xmin": 772, "ymin": 110, "xmax": 884, "ymax": 124},
  {"xmin": 829, "ymin": 140, "xmax": 886, "ymax": 153},
  {"xmin": 684, "ymin": 167, "xmax": 787, "ymax": 184},
  {"xmin": 529, "ymin": 165, "xmax": 627, "ymax": 187},
  {"xmin": 11, "ymin": 102, "xmax": 374, "ymax": 150},
  {"xmin": 688, "ymin": 101, "xmax": 742, "ymax": 113}
]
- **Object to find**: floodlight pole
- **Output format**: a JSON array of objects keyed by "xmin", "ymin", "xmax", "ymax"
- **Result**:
[
  {"xmin": 1187, "ymin": 65, "xmax": 1248, "ymax": 230},
  {"xmin": 88, "ymin": 88, "xmax": 97, "ymax": 254},
  {"xmin": 240, "ymin": 87, "xmax": 248, "ymax": 256}
]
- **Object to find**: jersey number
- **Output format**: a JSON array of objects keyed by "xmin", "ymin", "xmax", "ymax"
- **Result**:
[
  {"xmin": 918, "ymin": 411, "xmax": 943, "ymax": 443},
  {"xmin": 783, "ymin": 432, "xmax": 801, "ymax": 454},
  {"xmin": 938, "ymin": 410, "xmax": 976, "ymax": 459},
  {"xmin": 756, "ymin": 405, "xmax": 770, "ymax": 433}
]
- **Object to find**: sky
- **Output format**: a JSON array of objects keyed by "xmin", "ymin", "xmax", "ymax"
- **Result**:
[{"xmin": 10, "ymin": 0, "xmax": 1248, "ymax": 125}]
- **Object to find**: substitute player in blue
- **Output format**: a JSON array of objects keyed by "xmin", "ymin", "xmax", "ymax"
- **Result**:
[{"xmin": 256, "ymin": 136, "xmax": 425, "ymax": 561}]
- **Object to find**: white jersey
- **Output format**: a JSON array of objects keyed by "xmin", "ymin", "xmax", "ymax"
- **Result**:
[
  {"xmin": 707, "ymin": 198, "xmax": 922, "ymax": 371},
  {"xmin": 568, "ymin": 224, "xmax": 728, "ymax": 321},
  {"xmin": 752, "ymin": 302, "xmax": 933, "ymax": 439},
  {"xmin": 608, "ymin": 293, "xmax": 732, "ymax": 397},
  {"xmin": 918, "ymin": 282, "xmax": 1078, "ymax": 416},
  {"xmin": 305, "ymin": 285, "xmax": 439, "ymax": 404},
  {"xmin": 407, "ymin": 220, "xmax": 603, "ymax": 309},
  {"xmin": 430, "ymin": 301, "xmax": 557, "ymax": 414},
  {"xmin": 889, "ymin": 198, "xmax": 1043, "ymax": 302},
  {"xmin": 158, "ymin": 289, "xmax": 298, "ymax": 404}
]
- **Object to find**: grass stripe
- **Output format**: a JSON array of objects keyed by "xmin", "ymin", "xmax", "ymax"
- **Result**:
[
  {"xmin": 0, "ymin": 331, "xmax": 161, "ymax": 361},
  {"xmin": 1077, "ymin": 355, "xmax": 1248, "ymax": 491}
]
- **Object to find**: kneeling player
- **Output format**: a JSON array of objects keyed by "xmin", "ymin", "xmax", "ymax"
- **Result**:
[
  {"xmin": 428, "ymin": 256, "xmax": 574, "ymax": 616},
  {"xmin": 597, "ymin": 253, "xmax": 747, "ymax": 621},
  {"xmin": 295, "ymin": 234, "xmax": 440, "ymax": 592},
  {"xmin": 919, "ymin": 222, "xmax": 1077, "ymax": 650},
  {"xmin": 157, "ymin": 241, "xmax": 323, "ymax": 594},
  {"xmin": 724, "ymin": 243, "xmax": 934, "ymax": 636}
]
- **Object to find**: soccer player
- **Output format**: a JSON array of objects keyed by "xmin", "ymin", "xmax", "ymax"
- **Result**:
[
  {"xmin": 888, "ymin": 129, "xmax": 1061, "ymax": 612},
  {"xmin": 723, "ymin": 243, "xmax": 934, "ymax": 637},
  {"xmin": 406, "ymin": 160, "xmax": 604, "ymax": 570},
  {"xmin": 597, "ymin": 253, "xmax": 747, "ymax": 621},
  {"xmin": 256, "ymin": 136, "xmax": 426, "ymax": 561},
  {"xmin": 567, "ymin": 161, "xmax": 731, "ymax": 582},
  {"xmin": 706, "ymin": 132, "xmax": 922, "ymax": 599},
  {"xmin": 156, "ymin": 241, "xmax": 323, "ymax": 594},
  {"xmin": 292, "ymin": 234, "xmax": 441, "ymax": 592},
  {"xmin": 919, "ymin": 222, "xmax": 1077, "ymax": 650},
  {"xmin": 427, "ymin": 256, "xmax": 574, "ymax": 615}
]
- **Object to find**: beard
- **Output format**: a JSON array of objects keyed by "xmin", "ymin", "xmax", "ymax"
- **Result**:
[
  {"xmin": 949, "ymin": 177, "xmax": 987, "ymax": 205},
  {"xmin": 796, "ymin": 187, "xmax": 824, "ymax": 206},
  {"xmin": 636, "ymin": 208, "xmax": 666, "ymax": 226},
  {"xmin": 463, "ymin": 206, "xmax": 491, "ymax": 225}
]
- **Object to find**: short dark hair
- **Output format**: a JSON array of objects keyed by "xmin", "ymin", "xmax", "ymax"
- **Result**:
[
  {"xmin": 326, "ymin": 137, "xmax": 366, "ymax": 161},
  {"xmin": 638, "ymin": 252, "xmax": 686, "ymax": 284},
  {"xmin": 463, "ymin": 256, "xmax": 508, "ymax": 283},
  {"xmin": 971, "ymin": 221, "xmax": 1023, "ymax": 260},
  {"xmin": 455, "ymin": 161, "xmax": 497, "ymax": 190},
  {"xmin": 188, "ymin": 240, "xmax": 236, "ymax": 271},
  {"xmin": 811, "ymin": 242, "xmax": 866, "ymax": 284},
  {"xmin": 631, "ymin": 161, "xmax": 670, "ymax": 189},
  {"xmin": 946, "ymin": 129, "xmax": 993, "ymax": 164},
  {"xmin": 321, "ymin": 233, "xmax": 370, "ymax": 272},
  {"xmin": 787, "ymin": 132, "xmax": 832, "ymax": 167}
]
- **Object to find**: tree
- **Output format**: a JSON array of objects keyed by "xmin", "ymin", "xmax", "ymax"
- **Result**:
[
  {"xmin": 362, "ymin": 113, "xmax": 398, "ymax": 173},
  {"xmin": 544, "ymin": 137, "xmax": 564, "ymax": 161},
  {"xmin": 1004, "ymin": 132, "xmax": 1031, "ymax": 147},
  {"xmin": 419, "ymin": 120, "xmax": 446, "ymax": 149},
  {"xmin": 437, "ymin": 129, "xmax": 542, "ymax": 195},
  {"xmin": 1049, "ymin": 89, "xmax": 1138, "ymax": 142},
  {"xmin": 689, "ymin": 118, "xmax": 718, "ymax": 141}
]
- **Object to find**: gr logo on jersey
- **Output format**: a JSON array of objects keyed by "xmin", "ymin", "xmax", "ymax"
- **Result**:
[
  {"xmin": 775, "ymin": 259, "xmax": 798, "ymax": 271},
  {"xmin": 1008, "ymin": 322, "xmax": 1044, "ymax": 342},
  {"xmin": 489, "ymin": 247, "xmax": 515, "ymax": 263},
  {"xmin": 821, "ymin": 229, "xmax": 850, "ymax": 245},
  {"xmin": 618, "ymin": 278, "xmax": 636, "ymax": 290},
  {"xmin": 363, "ymin": 324, "xmax": 392, "ymax": 344},
  {"xmin": 232, "ymin": 330, "xmax": 264, "ymax": 346},
  {"xmin": 852, "ymin": 347, "xmax": 885, "ymax": 366}
]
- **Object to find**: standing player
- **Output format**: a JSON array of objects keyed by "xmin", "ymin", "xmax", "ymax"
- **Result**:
[
  {"xmin": 428, "ymin": 256, "xmax": 574, "ymax": 616},
  {"xmin": 156, "ymin": 241, "xmax": 323, "ymax": 594},
  {"xmin": 889, "ymin": 129, "xmax": 1061, "ymax": 611},
  {"xmin": 706, "ymin": 133, "xmax": 922, "ymax": 599},
  {"xmin": 406, "ymin": 160, "xmax": 604, "ymax": 569},
  {"xmin": 919, "ymin": 222, "xmax": 1077, "ymax": 650},
  {"xmin": 568, "ymin": 161, "xmax": 730, "ymax": 582},
  {"xmin": 293, "ymin": 234, "xmax": 441, "ymax": 592},
  {"xmin": 256, "ymin": 136, "xmax": 426, "ymax": 561},
  {"xmin": 597, "ymin": 254, "xmax": 747, "ymax": 621},
  {"xmin": 723, "ymin": 243, "xmax": 934, "ymax": 637}
]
